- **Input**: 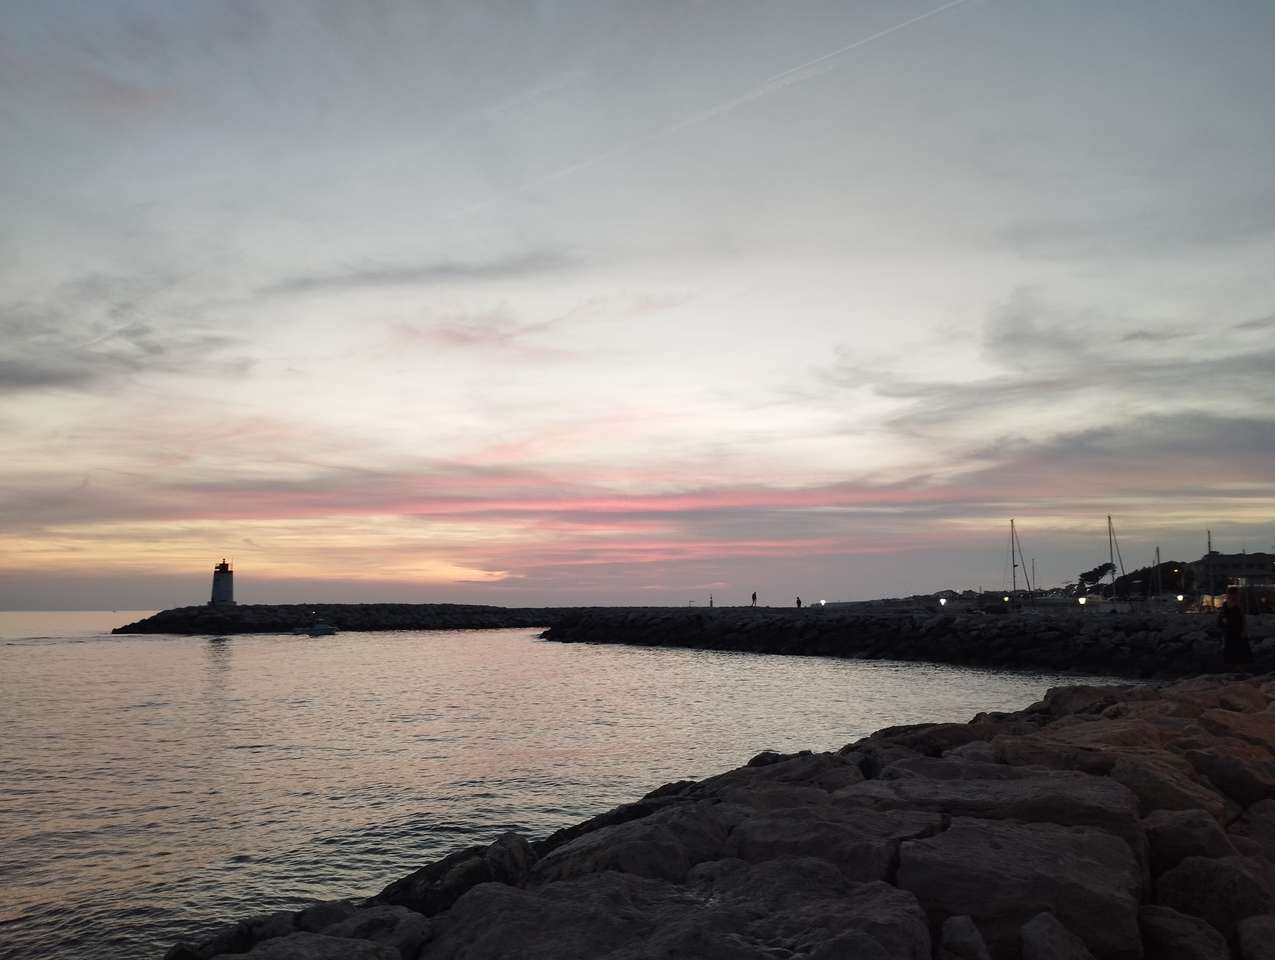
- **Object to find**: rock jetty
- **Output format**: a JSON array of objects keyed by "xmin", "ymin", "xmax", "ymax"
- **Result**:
[
  {"xmin": 112, "ymin": 603, "xmax": 566, "ymax": 636},
  {"xmin": 117, "ymin": 604, "xmax": 1271, "ymax": 679},
  {"xmin": 543, "ymin": 607, "xmax": 1274, "ymax": 678},
  {"xmin": 168, "ymin": 672, "xmax": 1275, "ymax": 960}
]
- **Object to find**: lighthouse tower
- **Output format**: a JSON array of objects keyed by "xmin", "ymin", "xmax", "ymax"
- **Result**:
[{"xmin": 210, "ymin": 559, "xmax": 235, "ymax": 606}]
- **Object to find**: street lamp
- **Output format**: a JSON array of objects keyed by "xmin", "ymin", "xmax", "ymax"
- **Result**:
[
  {"xmin": 1176, "ymin": 594, "xmax": 1184, "ymax": 602},
  {"xmin": 939, "ymin": 597, "xmax": 947, "ymax": 607},
  {"xmin": 1003, "ymin": 596, "xmax": 1010, "ymax": 603},
  {"xmin": 1078, "ymin": 597, "xmax": 1087, "ymax": 606}
]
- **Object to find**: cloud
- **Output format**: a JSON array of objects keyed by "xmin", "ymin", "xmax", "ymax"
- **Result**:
[
  {"xmin": 259, "ymin": 251, "xmax": 575, "ymax": 297},
  {"xmin": 1234, "ymin": 313, "xmax": 1275, "ymax": 332},
  {"xmin": 993, "ymin": 191, "xmax": 1275, "ymax": 260},
  {"xmin": 0, "ymin": 278, "xmax": 253, "ymax": 395},
  {"xmin": 820, "ymin": 289, "xmax": 1275, "ymax": 437},
  {"xmin": 0, "ymin": 359, "xmax": 94, "ymax": 393}
]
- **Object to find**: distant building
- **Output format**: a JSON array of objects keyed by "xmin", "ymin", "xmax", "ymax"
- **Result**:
[
  {"xmin": 1189, "ymin": 551, "xmax": 1275, "ymax": 592},
  {"xmin": 210, "ymin": 559, "xmax": 235, "ymax": 606}
]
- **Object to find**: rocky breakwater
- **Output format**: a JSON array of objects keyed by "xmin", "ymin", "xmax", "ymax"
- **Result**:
[
  {"xmin": 112, "ymin": 604, "xmax": 574, "ymax": 636},
  {"xmin": 543, "ymin": 607, "xmax": 1274, "ymax": 678},
  {"xmin": 169, "ymin": 672, "xmax": 1275, "ymax": 960}
]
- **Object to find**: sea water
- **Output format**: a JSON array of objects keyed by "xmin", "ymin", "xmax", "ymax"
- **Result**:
[{"xmin": 0, "ymin": 612, "xmax": 1115, "ymax": 959}]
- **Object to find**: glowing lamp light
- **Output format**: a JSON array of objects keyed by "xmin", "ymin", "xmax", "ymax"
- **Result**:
[
  {"xmin": 1003, "ymin": 596, "xmax": 1010, "ymax": 602},
  {"xmin": 1176, "ymin": 594, "xmax": 1185, "ymax": 602},
  {"xmin": 939, "ymin": 597, "xmax": 948, "ymax": 607},
  {"xmin": 819, "ymin": 600, "xmax": 826, "ymax": 607},
  {"xmin": 1078, "ymin": 597, "xmax": 1087, "ymax": 606}
]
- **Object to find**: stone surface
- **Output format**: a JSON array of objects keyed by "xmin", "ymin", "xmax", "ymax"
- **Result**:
[
  {"xmin": 1138, "ymin": 905, "xmax": 1229, "ymax": 960},
  {"xmin": 376, "ymin": 833, "xmax": 536, "ymax": 916},
  {"xmin": 1143, "ymin": 808, "xmax": 1236, "ymax": 875},
  {"xmin": 319, "ymin": 905, "xmax": 432, "ymax": 959},
  {"xmin": 1238, "ymin": 913, "xmax": 1275, "ymax": 960},
  {"xmin": 897, "ymin": 817, "xmax": 1141, "ymax": 960},
  {"xmin": 1155, "ymin": 855, "xmax": 1275, "ymax": 942},
  {"xmin": 1019, "ymin": 911, "xmax": 1096, "ymax": 960},
  {"xmin": 1184, "ymin": 740, "xmax": 1275, "ymax": 806},
  {"xmin": 834, "ymin": 769, "xmax": 1143, "ymax": 849},
  {"xmin": 939, "ymin": 915, "xmax": 992, "ymax": 960},
  {"xmin": 533, "ymin": 801, "xmax": 743, "ymax": 883},
  {"xmin": 1231, "ymin": 800, "xmax": 1275, "ymax": 861},
  {"xmin": 723, "ymin": 805, "xmax": 943, "ymax": 882},
  {"xmin": 211, "ymin": 932, "xmax": 400, "ymax": 960},
  {"xmin": 1109, "ymin": 752, "xmax": 1227, "ymax": 818}
]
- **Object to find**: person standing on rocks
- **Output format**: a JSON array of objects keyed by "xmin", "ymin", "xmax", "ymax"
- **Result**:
[
  {"xmin": 1219, "ymin": 585, "xmax": 1251, "ymax": 670},
  {"xmin": 751, "ymin": 591, "xmax": 757, "ymax": 607},
  {"xmin": 796, "ymin": 596, "xmax": 802, "ymax": 609}
]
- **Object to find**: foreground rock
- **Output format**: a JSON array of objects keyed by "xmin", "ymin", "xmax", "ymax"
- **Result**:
[{"xmin": 169, "ymin": 672, "xmax": 1275, "ymax": 959}]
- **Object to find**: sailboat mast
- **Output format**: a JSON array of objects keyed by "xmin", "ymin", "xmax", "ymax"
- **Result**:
[
  {"xmin": 1010, "ymin": 519, "xmax": 1017, "ymax": 592},
  {"xmin": 1207, "ymin": 529, "xmax": 1213, "ymax": 600},
  {"xmin": 1108, "ymin": 515, "xmax": 1116, "ymax": 599}
]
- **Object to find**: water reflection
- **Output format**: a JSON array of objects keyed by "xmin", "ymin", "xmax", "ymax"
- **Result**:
[{"xmin": 1, "ymin": 625, "xmax": 1116, "ymax": 960}]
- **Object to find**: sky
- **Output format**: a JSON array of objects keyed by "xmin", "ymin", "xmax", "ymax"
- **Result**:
[{"xmin": 2, "ymin": 0, "xmax": 1273, "ymax": 609}]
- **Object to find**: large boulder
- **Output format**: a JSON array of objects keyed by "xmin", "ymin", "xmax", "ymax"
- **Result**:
[
  {"xmin": 1142, "ymin": 808, "xmax": 1237, "ymax": 875},
  {"xmin": 1038, "ymin": 685, "xmax": 1136, "ymax": 718},
  {"xmin": 877, "ymin": 756, "xmax": 1032, "ymax": 781},
  {"xmin": 1108, "ymin": 753, "xmax": 1227, "ymax": 819},
  {"xmin": 319, "ymin": 905, "xmax": 432, "ymax": 959},
  {"xmin": 1155, "ymin": 855, "xmax": 1275, "ymax": 943},
  {"xmin": 1238, "ymin": 914, "xmax": 1275, "ymax": 960},
  {"xmin": 834, "ymin": 769, "xmax": 1143, "ymax": 851},
  {"xmin": 690, "ymin": 856, "xmax": 930, "ymax": 958},
  {"xmin": 1200, "ymin": 709, "xmax": 1275, "ymax": 752},
  {"xmin": 533, "ymin": 801, "xmax": 743, "ymax": 883},
  {"xmin": 1230, "ymin": 800, "xmax": 1275, "ymax": 861},
  {"xmin": 211, "ymin": 932, "xmax": 400, "ymax": 960},
  {"xmin": 1019, "ymin": 912, "xmax": 1095, "ymax": 960},
  {"xmin": 896, "ymin": 817, "xmax": 1142, "ymax": 960},
  {"xmin": 724, "ymin": 805, "xmax": 943, "ymax": 882},
  {"xmin": 690, "ymin": 751, "xmax": 865, "ymax": 795},
  {"xmin": 418, "ymin": 873, "xmax": 690, "ymax": 960},
  {"xmin": 1138, "ymin": 905, "xmax": 1229, "ymax": 960},
  {"xmin": 939, "ymin": 915, "xmax": 992, "ymax": 960},
  {"xmin": 1183, "ymin": 740, "xmax": 1275, "ymax": 806},
  {"xmin": 375, "ymin": 833, "xmax": 536, "ymax": 916},
  {"xmin": 422, "ymin": 863, "xmax": 930, "ymax": 960}
]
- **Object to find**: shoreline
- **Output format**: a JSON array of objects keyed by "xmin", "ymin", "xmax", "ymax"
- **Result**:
[{"xmin": 167, "ymin": 670, "xmax": 1275, "ymax": 960}]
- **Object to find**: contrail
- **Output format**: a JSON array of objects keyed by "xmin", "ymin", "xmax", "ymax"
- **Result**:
[{"xmin": 450, "ymin": 0, "xmax": 975, "ymax": 218}]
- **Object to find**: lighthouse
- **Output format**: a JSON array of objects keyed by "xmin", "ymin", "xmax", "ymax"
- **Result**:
[{"xmin": 210, "ymin": 559, "xmax": 235, "ymax": 606}]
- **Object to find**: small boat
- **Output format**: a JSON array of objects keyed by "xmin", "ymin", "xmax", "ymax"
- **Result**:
[{"xmin": 291, "ymin": 623, "xmax": 338, "ymax": 637}]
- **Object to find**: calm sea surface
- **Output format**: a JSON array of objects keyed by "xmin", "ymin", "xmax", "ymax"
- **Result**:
[{"xmin": 0, "ymin": 611, "xmax": 1116, "ymax": 960}]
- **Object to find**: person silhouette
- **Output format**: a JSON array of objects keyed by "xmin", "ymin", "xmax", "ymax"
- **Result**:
[
  {"xmin": 796, "ymin": 596, "xmax": 802, "ymax": 609},
  {"xmin": 1219, "ymin": 586, "xmax": 1251, "ymax": 671},
  {"xmin": 751, "ymin": 591, "xmax": 757, "ymax": 607},
  {"xmin": 709, "ymin": 594, "xmax": 713, "ymax": 608}
]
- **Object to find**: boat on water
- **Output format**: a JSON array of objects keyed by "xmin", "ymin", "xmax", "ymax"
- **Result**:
[{"xmin": 291, "ymin": 623, "xmax": 338, "ymax": 637}]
